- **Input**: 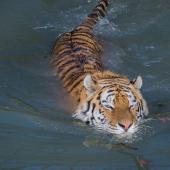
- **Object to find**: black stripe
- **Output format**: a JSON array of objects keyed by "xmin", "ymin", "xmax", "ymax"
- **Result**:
[
  {"xmin": 77, "ymin": 25, "xmax": 92, "ymax": 30},
  {"xmin": 137, "ymin": 102, "xmax": 141, "ymax": 112},
  {"xmin": 60, "ymin": 65, "xmax": 79, "ymax": 81},
  {"xmin": 72, "ymin": 47, "xmax": 84, "ymax": 52},
  {"xmin": 101, "ymin": 100, "xmax": 107, "ymax": 103},
  {"xmin": 103, "ymin": 0, "xmax": 109, "ymax": 6},
  {"xmin": 129, "ymin": 105, "xmax": 133, "ymax": 110},
  {"xmin": 122, "ymin": 89, "xmax": 130, "ymax": 93},
  {"xmin": 97, "ymin": 6, "xmax": 105, "ymax": 17},
  {"xmin": 107, "ymin": 89, "xmax": 115, "ymax": 93},
  {"xmin": 137, "ymin": 115, "xmax": 142, "ymax": 119},
  {"xmin": 106, "ymin": 94, "xmax": 114, "ymax": 102},
  {"xmin": 72, "ymin": 37, "xmax": 97, "ymax": 48},
  {"xmin": 64, "ymin": 73, "xmax": 82, "ymax": 88},
  {"xmin": 77, "ymin": 88, "xmax": 84, "ymax": 103},
  {"xmin": 91, "ymin": 103, "xmax": 96, "ymax": 124},
  {"xmin": 91, "ymin": 103, "xmax": 96, "ymax": 113},
  {"xmin": 97, "ymin": 92, "xmax": 102, "ymax": 100},
  {"xmin": 140, "ymin": 99, "xmax": 144, "ymax": 110},
  {"xmin": 138, "ymin": 101, "xmax": 143, "ymax": 112},
  {"xmin": 87, "ymin": 57, "xmax": 102, "ymax": 66},
  {"xmin": 71, "ymin": 40, "xmax": 98, "ymax": 51},
  {"xmin": 72, "ymin": 37, "xmax": 94, "ymax": 46},
  {"xmin": 51, "ymin": 50, "xmax": 71, "ymax": 65},
  {"xmin": 88, "ymin": 13, "xmax": 98, "ymax": 18},
  {"xmin": 99, "ymin": 109, "xmax": 102, "ymax": 114},
  {"xmin": 56, "ymin": 56, "xmax": 75, "ymax": 68},
  {"xmin": 82, "ymin": 99, "xmax": 92, "ymax": 115},
  {"xmin": 74, "ymin": 46, "xmax": 96, "ymax": 54},
  {"xmin": 57, "ymin": 59, "xmax": 76, "ymax": 72},
  {"xmin": 68, "ymin": 78, "xmax": 83, "ymax": 93},
  {"xmin": 63, "ymin": 73, "xmax": 80, "ymax": 89},
  {"xmin": 98, "ymin": 3, "xmax": 105, "ymax": 12},
  {"xmin": 73, "ymin": 32, "xmax": 94, "ymax": 40},
  {"xmin": 102, "ymin": 102, "xmax": 114, "ymax": 110}
]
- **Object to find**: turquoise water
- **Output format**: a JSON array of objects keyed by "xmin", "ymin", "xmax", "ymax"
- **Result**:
[{"xmin": 0, "ymin": 0, "xmax": 170, "ymax": 169}]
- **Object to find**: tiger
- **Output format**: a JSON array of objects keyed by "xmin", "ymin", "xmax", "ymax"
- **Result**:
[{"xmin": 50, "ymin": 0, "xmax": 149, "ymax": 135}]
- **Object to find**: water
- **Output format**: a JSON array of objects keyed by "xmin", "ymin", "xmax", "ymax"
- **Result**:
[{"xmin": 0, "ymin": 0, "xmax": 170, "ymax": 169}]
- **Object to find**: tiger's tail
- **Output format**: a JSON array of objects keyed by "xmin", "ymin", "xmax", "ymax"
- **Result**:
[{"xmin": 76, "ymin": 0, "xmax": 109, "ymax": 31}]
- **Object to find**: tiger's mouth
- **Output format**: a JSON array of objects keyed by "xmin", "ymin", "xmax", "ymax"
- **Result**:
[
  {"xmin": 95, "ymin": 117, "xmax": 153, "ymax": 138},
  {"xmin": 93, "ymin": 120, "xmax": 138, "ymax": 135},
  {"xmin": 73, "ymin": 111, "xmax": 140, "ymax": 135},
  {"xmin": 73, "ymin": 110, "xmax": 152, "ymax": 137},
  {"xmin": 109, "ymin": 122, "xmax": 138, "ymax": 134}
]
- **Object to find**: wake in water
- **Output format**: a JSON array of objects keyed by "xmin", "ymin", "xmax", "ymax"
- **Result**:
[{"xmin": 81, "ymin": 117, "xmax": 155, "ymax": 151}]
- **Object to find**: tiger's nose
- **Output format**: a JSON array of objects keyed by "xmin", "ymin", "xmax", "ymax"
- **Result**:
[{"xmin": 118, "ymin": 121, "xmax": 133, "ymax": 132}]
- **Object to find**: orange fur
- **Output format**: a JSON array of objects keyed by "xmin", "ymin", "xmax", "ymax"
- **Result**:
[{"xmin": 50, "ymin": 0, "xmax": 148, "ymax": 134}]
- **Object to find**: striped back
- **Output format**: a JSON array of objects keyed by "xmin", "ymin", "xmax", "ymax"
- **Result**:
[{"xmin": 51, "ymin": 0, "xmax": 109, "ymax": 100}]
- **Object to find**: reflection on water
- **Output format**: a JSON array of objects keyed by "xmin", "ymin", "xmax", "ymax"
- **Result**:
[{"xmin": 0, "ymin": 0, "xmax": 170, "ymax": 169}]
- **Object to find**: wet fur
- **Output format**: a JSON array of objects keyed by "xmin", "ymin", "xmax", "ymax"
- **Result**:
[{"xmin": 50, "ymin": 0, "xmax": 148, "ymax": 134}]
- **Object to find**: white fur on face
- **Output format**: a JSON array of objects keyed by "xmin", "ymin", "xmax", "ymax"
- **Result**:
[
  {"xmin": 73, "ymin": 87, "xmax": 148, "ymax": 135},
  {"xmin": 125, "ymin": 90, "xmax": 148, "ymax": 121},
  {"xmin": 73, "ymin": 99, "xmax": 107, "ymax": 126},
  {"xmin": 100, "ymin": 91, "xmax": 115, "ymax": 111}
]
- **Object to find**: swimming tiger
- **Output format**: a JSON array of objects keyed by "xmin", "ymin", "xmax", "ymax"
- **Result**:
[{"xmin": 50, "ymin": 0, "xmax": 149, "ymax": 134}]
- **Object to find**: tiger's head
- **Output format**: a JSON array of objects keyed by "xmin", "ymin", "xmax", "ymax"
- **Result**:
[{"xmin": 73, "ymin": 71, "xmax": 148, "ymax": 135}]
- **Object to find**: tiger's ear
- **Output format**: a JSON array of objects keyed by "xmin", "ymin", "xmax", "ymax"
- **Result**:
[
  {"xmin": 83, "ymin": 74, "xmax": 97, "ymax": 94},
  {"xmin": 131, "ymin": 75, "xmax": 143, "ymax": 89}
]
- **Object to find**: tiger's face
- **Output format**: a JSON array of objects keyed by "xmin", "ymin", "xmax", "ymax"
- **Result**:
[{"xmin": 73, "ymin": 72, "xmax": 148, "ymax": 135}]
